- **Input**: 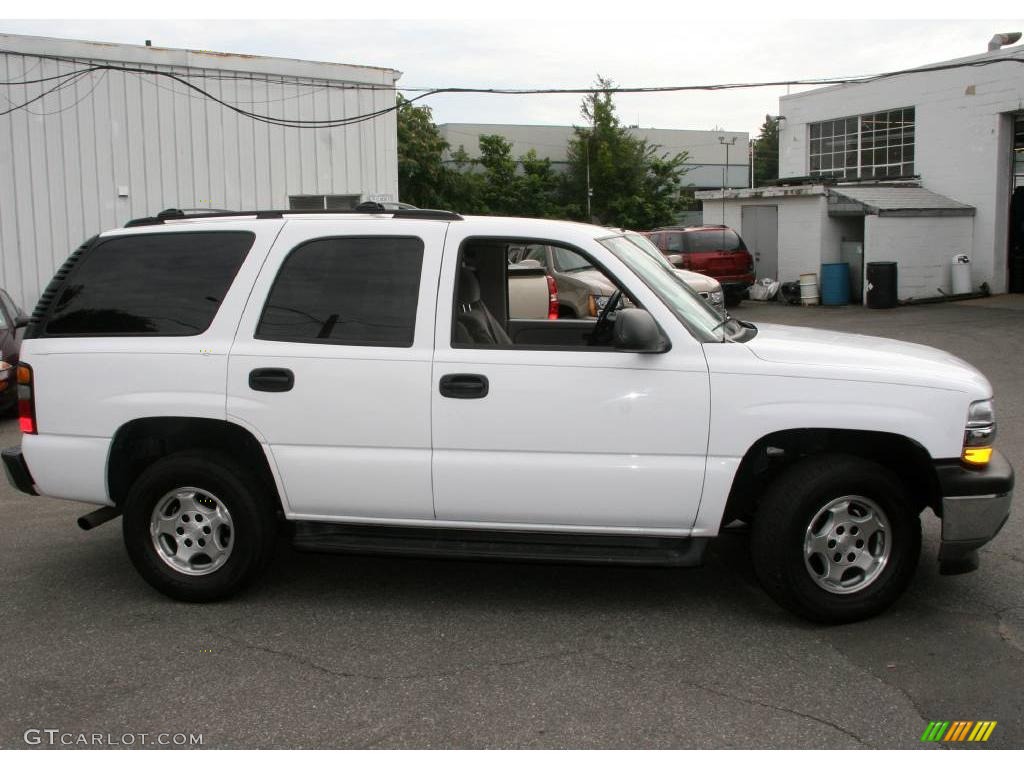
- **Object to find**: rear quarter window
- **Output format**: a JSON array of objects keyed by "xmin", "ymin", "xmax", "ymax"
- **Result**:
[{"xmin": 44, "ymin": 231, "xmax": 254, "ymax": 336}]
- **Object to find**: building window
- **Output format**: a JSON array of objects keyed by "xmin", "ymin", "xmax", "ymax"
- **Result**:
[
  {"xmin": 288, "ymin": 194, "xmax": 361, "ymax": 211},
  {"xmin": 809, "ymin": 107, "xmax": 915, "ymax": 180}
]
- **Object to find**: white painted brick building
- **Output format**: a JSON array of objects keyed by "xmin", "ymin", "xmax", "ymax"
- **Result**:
[{"xmin": 698, "ymin": 41, "xmax": 1024, "ymax": 302}]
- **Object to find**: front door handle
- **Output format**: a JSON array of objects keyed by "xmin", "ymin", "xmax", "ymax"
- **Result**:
[
  {"xmin": 439, "ymin": 373, "xmax": 489, "ymax": 399},
  {"xmin": 249, "ymin": 367, "xmax": 294, "ymax": 392}
]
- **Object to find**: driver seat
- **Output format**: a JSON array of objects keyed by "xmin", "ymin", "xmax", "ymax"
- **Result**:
[{"xmin": 455, "ymin": 267, "xmax": 511, "ymax": 345}]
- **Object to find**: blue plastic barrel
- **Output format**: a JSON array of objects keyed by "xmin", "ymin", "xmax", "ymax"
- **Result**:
[{"xmin": 821, "ymin": 262, "xmax": 850, "ymax": 306}]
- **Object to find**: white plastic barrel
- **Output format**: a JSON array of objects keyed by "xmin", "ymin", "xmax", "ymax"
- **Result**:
[
  {"xmin": 799, "ymin": 273, "xmax": 820, "ymax": 305},
  {"xmin": 951, "ymin": 258, "xmax": 972, "ymax": 295}
]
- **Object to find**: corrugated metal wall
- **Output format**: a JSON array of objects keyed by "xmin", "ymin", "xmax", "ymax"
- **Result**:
[{"xmin": 0, "ymin": 42, "xmax": 400, "ymax": 309}]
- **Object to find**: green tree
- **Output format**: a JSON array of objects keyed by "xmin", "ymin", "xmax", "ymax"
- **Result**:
[
  {"xmin": 517, "ymin": 150, "xmax": 564, "ymax": 219},
  {"xmin": 445, "ymin": 145, "xmax": 485, "ymax": 213},
  {"xmin": 449, "ymin": 134, "xmax": 564, "ymax": 218},
  {"xmin": 753, "ymin": 115, "xmax": 779, "ymax": 186},
  {"xmin": 477, "ymin": 134, "xmax": 520, "ymax": 215},
  {"xmin": 563, "ymin": 77, "xmax": 690, "ymax": 229},
  {"xmin": 396, "ymin": 95, "xmax": 456, "ymax": 209}
]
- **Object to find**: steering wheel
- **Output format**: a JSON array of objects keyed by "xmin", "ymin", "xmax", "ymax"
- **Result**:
[{"xmin": 589, "ymin": 289, "xmax": 622, "ymax": 346}]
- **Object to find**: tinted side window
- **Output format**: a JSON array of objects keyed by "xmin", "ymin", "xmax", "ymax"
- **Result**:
[
  {"xmin": 45, "ymin": 232, "xmax": 254, "ymax": 336},
  {"xmin": 257, "ymin": 237, "xmax": 423, "ymax": 348},
  {"xmin": 666, "ymin": 233, "xmax": 684, "ymax": 253}
]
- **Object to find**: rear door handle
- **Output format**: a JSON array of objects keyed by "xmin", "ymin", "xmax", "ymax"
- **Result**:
[
  {"xmin": 249, "ymin": 367, "xmax": 294, "ymax": 392},
  {"xmin": 439, "ymin": 373, "xmax": 489, "ymax": 399}
]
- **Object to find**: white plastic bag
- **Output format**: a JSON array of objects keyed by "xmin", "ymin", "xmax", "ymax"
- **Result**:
[{"xmin": 748, "ymin": 278, "xmax": 780, "ymax": 301}]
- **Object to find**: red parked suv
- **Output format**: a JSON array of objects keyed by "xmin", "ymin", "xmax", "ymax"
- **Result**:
[{"xmin": 645, "ymin": 225, "xmax": 755, "ymax": 307}]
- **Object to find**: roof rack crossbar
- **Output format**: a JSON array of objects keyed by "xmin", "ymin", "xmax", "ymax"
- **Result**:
[{"xmin": 124, "ymin": 208, "xmax": 463, "ymax": 227}]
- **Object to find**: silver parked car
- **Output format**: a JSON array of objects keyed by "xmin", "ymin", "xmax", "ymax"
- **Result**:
[{"xmin": 509, "ymin": 238, "xmax": 726, "ymax": 318}]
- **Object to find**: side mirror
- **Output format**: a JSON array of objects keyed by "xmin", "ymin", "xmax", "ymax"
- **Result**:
[
  {"xmin": 613, "ymin": 308, "xmax": 669, "ymax": 353},
  {"xmin": 14, "ymin": 314, "xmax": 29, "ymax": 329}
]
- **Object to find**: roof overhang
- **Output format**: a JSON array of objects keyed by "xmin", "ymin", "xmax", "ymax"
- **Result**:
[{"xmin": 826, "ymin": 186, "xmax": 976, "ymax": 218}]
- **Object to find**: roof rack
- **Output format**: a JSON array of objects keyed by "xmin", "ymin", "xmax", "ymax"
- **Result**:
[{"xmin": 124, "ymin": 207, "xmax": 463, "ymax": 227}]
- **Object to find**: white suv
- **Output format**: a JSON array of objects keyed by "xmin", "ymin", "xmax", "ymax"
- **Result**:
[{"xmin": 2, "ymin": 209, "xmax": 1013, "ymax": 623}]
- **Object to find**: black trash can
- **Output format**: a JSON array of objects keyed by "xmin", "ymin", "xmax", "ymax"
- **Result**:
[{"xmin": 866, "ymin": 261, "xmax": 898, "ymax": 309}]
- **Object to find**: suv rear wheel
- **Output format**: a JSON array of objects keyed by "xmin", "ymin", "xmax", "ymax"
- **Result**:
[
  {"xmin": 122, "ymin": 451, "xmax": 277, "ymax": 601},
  {"xmin": 751, "ymin": 454, "xmax": 921, "ymax": 623}
]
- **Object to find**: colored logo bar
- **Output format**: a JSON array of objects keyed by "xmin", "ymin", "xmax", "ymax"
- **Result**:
[{"xmin": 921, "ymin": 721, "xmax": 997, "ymax": 742}]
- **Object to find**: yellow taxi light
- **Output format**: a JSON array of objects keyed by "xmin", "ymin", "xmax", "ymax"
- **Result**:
[{"xmin": 962, "ymin": 446, "xmax": 993, "ymax": 466}]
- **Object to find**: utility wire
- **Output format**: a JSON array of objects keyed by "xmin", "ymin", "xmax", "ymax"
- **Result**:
[
  {"xmin": 0, "ymin": 60, "xmax": 422, "ymax": 126},
  {"xmin": 0, "ymin": 49, "xmax": 1022, "ymax": 128}
]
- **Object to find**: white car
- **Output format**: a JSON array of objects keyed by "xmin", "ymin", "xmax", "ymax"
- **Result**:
[{"xmin": 3, "ymin": 209, "xmax": 1012, "ymax": 623}]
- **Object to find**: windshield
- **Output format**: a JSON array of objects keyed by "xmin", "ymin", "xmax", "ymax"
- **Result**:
[
  {"xmin": 624, "ymin": 232, "xmax": 674, "ymax": 269},
  {"xmin": 552, "ymin": 246, "xmax": 594, "ymax": 272},
  {"xmin": 599, "ymin": 235, "xmax": 728, "ymax": 341}
]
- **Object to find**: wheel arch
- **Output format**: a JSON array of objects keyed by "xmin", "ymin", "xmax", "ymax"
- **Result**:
[
  {"xmin": 107, "ymin": 417, "xmax": 283, "ymax": 514},
  {"xmin": 723, "ymin": 428, "xmax": 942, "ymax": 525}
]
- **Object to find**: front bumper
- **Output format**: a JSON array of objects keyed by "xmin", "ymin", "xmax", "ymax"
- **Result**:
[
  {"xmin": 2, "ymin": 445, "xmax": 37, "ymax": 496},
  {"xmin": 935, "ymin": 450, "xmax": 1014, "ymax": 574}
]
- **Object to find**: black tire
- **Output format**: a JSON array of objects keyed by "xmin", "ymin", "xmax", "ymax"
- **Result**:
[
  {"xmin": 751, "ymin": 454, "xmax": 921, "ymax": 624},
  {"xmin": 724, "ymin": 294, "xmax": 743, "ymax": 309},
  {"xmin": 122, "ymin": 450, "xmax": 277, "ymax": 602}
]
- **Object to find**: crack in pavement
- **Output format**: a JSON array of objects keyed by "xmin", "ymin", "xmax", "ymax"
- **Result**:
[
  {"xmin": 815, "ymin": 638, "xmax": 935, "ymax": 748},
  {"xmin": 208, "ymin": 629, "xmax": 582, "ymax": 683},
  {"xmin": 586, "ymin": 649, "xmax": 869, "ymax": 747},
  {"xmin": 213, "ymin": 629, "xmax": 870, "ymax": 746}
]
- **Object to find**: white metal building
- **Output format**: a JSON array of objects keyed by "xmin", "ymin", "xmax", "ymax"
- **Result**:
[
  {"xmin": 0, "ymin": 33, "xmax": 401, "ymax": 309},
  {"xmin": 698, "ymin": 39, "xmax": 1024, "ymax": 301}
]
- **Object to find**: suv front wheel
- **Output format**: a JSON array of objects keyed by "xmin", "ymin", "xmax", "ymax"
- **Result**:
[
  {"xmin": 122, "ymin": 451, "xmax": 277, "ymax": 601},
  {"xmin": 751, "ymin": 454, "xmax": 921, "ymax": 623}
]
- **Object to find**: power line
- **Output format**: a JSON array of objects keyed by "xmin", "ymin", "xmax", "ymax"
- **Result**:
[
  {"xmin": 0, "ymin": 59, "xmax": 421, "ymax": 127},
  {"xmin": 0, "ymin": 49, "xmax": 1022, "ymax": 128}
]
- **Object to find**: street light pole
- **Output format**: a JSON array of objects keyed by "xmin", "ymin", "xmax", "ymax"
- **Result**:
[
  {"xmin": 585, "ymin": 135, "xmax": 592, "ymax": 221},
  {"xmin": 718, "ymin": 135, "xmax": 737, "ymax": 226},
  {"xmin": 750, "ymin": 139, "xmax": 755, "ymax": 188}
]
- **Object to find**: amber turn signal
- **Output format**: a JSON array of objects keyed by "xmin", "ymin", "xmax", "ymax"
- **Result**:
[{"xmin": 961, "ymin": 446, "xmax": 993, "ymax": 466}]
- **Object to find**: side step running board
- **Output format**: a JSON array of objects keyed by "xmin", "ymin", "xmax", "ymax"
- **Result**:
[{"xmin": 292, "ymin": 522, "xmax": 707, "ymax": 567}]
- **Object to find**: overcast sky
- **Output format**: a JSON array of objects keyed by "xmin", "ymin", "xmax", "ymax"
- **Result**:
[{"xmin": 2, "ymin": 18, "xmax": 1023, "ymax": 136}]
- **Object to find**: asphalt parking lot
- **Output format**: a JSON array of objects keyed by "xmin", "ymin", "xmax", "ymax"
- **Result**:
[{"xmin": 1, "ymin": 295, "xmax": 1022, "ymax": 749}]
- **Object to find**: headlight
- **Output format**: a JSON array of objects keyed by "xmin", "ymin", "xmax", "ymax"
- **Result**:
[
  {"xmin": 962, "ymin": 399, "xmax": 996, "ymax": 466},
  {"xmin": 594, "ymin": 295, "xmax": 611, "ymax": 310},
  {"xmin": 709, "ymin": 290, "xmax": 724, "ymax": 306}
]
